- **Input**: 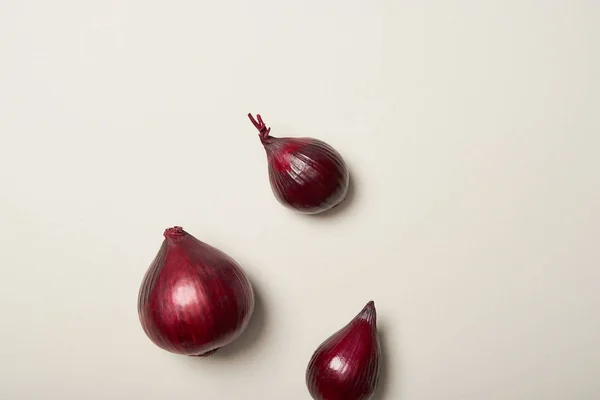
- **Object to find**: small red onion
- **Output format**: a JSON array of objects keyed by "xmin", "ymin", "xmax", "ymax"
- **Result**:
[
  {"xmin": 248, "ymin": 113, "xmax": 349, "ymax": 214},
  {"xmin": 137, "ymin": 226, "xmax": 254, "ymax": 356},
  {"xmin": 306, "ymin": 301, "xmax": 381, "ymax": 400}
]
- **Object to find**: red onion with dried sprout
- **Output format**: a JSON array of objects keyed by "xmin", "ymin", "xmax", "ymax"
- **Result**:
[{"xmin": 248, "ymin": 113, "xmax": 349, "ymax": 214}]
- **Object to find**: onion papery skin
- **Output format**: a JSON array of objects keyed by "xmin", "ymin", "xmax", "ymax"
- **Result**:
[
  {"xmin": 137, "ymin": 227, "xmax": 255, "ymax": 356},
  {"xmin": 306, "ymin": 301, "xmax": 381, "ymax": 400},
  {"xmin": 248, "ymin": 113, "xmax": 349, "ymax": 214}
]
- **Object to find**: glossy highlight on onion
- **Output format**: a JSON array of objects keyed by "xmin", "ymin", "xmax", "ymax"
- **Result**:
[
  {"xmin": 248, "ymin": 113, "xmax": 349, "ymax": 214},
  {"xmin": 137, "ymin": 226, "xmax": 254, "ymax": 356},
  {"xmin": 306, "ymin": 301, "xmax": 381, "ymax": 400}
]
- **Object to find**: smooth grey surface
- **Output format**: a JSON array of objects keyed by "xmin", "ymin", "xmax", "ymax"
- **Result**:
[{"xmin": 1, "ymin": 1, "xmax": 599, "ymax": 399}]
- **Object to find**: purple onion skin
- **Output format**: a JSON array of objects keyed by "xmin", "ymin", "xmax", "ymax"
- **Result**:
[
  {"xmin": 137, "ymin": 227, "xmax": 255, "ymax": 356},
  {"xmin": 306, "ymin": 301, "xmax": 381, "ymax": 400},
  {"xmin": 249, "ymin": 113, "xmax": 349, "ymax": 214}
]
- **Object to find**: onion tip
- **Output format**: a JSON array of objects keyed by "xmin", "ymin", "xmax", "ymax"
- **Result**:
[
  {"xmin": 358, "ymin": 301, "xmax": 377, "ymax": 324},
  {"xmin": 248, "ymin": 112, "xmax": 271, "ymax": 143},
  {"xmin": 163, "ymin": 226, "xmax": 185, "ymax": 238}
]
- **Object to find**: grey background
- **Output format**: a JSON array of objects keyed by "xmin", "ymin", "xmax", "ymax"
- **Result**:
[{"xmin": 1, "ymin": 0, "xmax": 598, "ymax": 399}]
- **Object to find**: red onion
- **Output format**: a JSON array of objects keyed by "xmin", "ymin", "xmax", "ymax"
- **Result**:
[
  {"xmin": 137, "ymin": 226, "xmax": 254, "ymax": 357},
  {"xmin": 248, "ymin": 113, "xmax": 349, "ymax": 214},
  {"xmin": 306, "ymin": 301, "xmax": 381, "ymax": 400}
]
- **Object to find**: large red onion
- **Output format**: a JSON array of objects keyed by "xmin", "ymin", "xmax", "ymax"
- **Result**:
[
  {"xmin": 306, "ymin": 301, "xmax": 381, "ymax": 400},
  {"xmin": 248, "ymin": 113, "xmax": 349, "ymax": 214},
  {"xmin": 137, "ymin": 226, "xmax": 254, "ymax": 356}
]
